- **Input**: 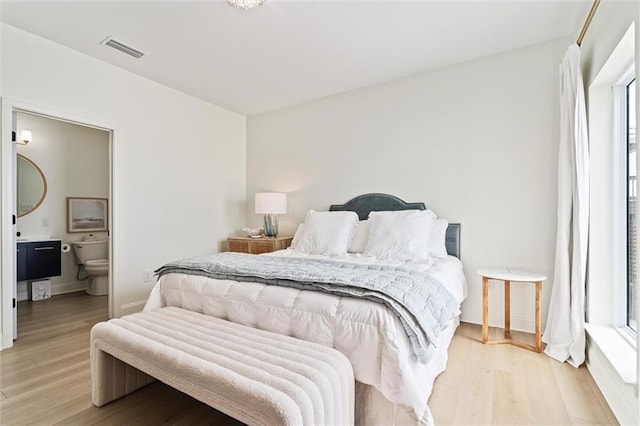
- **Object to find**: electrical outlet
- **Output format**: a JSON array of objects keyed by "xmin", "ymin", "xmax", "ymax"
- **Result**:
[{"xmin": 143, "ymin": 270, "xmax": 153, "ymax": 282}]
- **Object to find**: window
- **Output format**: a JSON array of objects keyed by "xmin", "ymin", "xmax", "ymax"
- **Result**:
[{"xmin": 627, "ymin": 77, "xmax": 637, "ymax": 333}]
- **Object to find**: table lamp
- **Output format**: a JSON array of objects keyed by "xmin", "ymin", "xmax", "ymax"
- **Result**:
[{"xmin": 255, "ymin": 192, "xmax": 287, "ymax": 237}]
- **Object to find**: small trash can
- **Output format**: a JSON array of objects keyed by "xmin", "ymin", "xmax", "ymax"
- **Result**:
[{"xmin": 31, "ymin": 279, "xmax": 51, "ymax": 301}]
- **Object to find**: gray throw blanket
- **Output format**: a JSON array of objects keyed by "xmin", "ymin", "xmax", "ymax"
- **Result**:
[{"xmin": 155, "ymin": 252, "xmax": 459, "ymax": 364}]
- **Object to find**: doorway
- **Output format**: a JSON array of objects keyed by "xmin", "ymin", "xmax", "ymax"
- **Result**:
[{"xmin": 1, "ymin": 102, "xmax": 114, "ymax": 348}]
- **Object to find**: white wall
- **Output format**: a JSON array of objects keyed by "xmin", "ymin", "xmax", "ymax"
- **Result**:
[
  {"xmin": 0, "ymin": 22, "xmax": 246, "ymax": 346},
  {"xmin": 247, "ymin": 38, "xmax": 568, "ymax": 331},
  {"xmin": 15, "ymin": 112, "xmax": 109, "ymax": 298},
  {"xmin": 581, "ymin": 1, "xmax": 639, "ymax": 92},
  {"xmin": 0, "ymin": 2, "xmax": 3, "ymax": 96},
  {"xmin": 578, "ymin": 1, "xmax": 639, "ymax": 424}
]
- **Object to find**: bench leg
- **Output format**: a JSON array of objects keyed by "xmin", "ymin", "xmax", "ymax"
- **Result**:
[{"xmin": 91, "ymin": 343, "xmax": 155, "ymax": 407}]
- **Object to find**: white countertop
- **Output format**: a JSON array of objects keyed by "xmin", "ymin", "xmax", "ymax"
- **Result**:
[{"xmin": 16, "ymin": 237, "xmax": 62, "ymax": 242}]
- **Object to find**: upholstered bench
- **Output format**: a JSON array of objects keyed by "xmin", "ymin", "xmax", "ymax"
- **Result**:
[{"xmin": 90, "ymin": 307, "xmax": 354, "ymax": 426}]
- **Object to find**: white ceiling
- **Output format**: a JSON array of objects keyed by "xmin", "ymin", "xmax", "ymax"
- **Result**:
[{"xmin": 1, "ymin": 0, "xmax": 591, "ymax": 116}]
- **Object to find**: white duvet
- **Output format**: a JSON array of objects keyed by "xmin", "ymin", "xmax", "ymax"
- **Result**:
[{"xmin": 144, "ymin": 250, "xmax": 467, "ymax": 424}]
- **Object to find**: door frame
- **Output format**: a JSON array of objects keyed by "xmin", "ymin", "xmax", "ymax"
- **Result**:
[{"xmin": 1, "ymin": 97, "xmax": 117, "ymax": 349}]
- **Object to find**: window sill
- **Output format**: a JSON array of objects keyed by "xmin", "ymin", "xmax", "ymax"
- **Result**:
[
  {"xmin": 585, "ymin": 323, "xmax": 637, "ymax": 385},
  {"xmin": 618, "ymin": 326, "xmax": 637, "ymax": 349}
]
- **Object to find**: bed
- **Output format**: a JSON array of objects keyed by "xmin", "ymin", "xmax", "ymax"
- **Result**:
[{"xmin": 144, "ymin": 193, "xmax": 467, "ymax": 425}]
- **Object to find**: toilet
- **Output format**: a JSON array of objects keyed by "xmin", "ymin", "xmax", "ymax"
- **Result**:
[{"xmin": 72, "ymin": 239, "xmax": 109, "ymax": 296}]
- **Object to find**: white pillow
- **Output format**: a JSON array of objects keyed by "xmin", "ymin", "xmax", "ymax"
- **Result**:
[
  {"xmin": 365, "ymin": 210, "xmax": 436, "ymax": 261},
  {"xmin": 348, "ymin": 220, "xmax": 370, "ymax": 253},
  {"xmin": 429, "ymin": 218, "xmax": 449, "ymax": 258},
  {"xmin": 289, "ymin": 223, "xmax": 306, "ymax": 250},
  {"xmin": 294, "ymin": 210, "xmax": 359, "ymax": 256}
]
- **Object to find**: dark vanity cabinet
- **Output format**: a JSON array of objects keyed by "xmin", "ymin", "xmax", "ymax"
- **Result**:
[{"xmin": 16, "ymin": 240, "xmax": 62, "ymax": 281}]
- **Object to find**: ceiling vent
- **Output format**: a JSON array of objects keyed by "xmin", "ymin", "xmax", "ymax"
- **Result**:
[{"xmin": 100, "ymin": 36, "xmax": 144, "ymax": 59}]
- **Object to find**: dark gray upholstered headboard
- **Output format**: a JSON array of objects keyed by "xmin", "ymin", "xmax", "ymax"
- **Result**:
[{"xmin": 329, "ymin": 193, "xmax": 461, "ymax": 259}]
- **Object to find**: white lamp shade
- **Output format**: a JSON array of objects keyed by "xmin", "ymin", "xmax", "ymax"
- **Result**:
[
  {"xmin": 20, "ymin": 130, "xmax": 32, "ymax": 143},
  {"xmin": 255, "ymin": 192, "xmax": 287, "ymax": 215}
]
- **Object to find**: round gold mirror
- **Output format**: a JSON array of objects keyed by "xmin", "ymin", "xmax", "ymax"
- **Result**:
[{"xmin": 17, "ymin": 154, "xmax": 47, "ymax": 217}]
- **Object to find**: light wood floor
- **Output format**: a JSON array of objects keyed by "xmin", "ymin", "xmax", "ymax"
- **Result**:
[
  {"xmin": 430, "ymin": 324, "xmax": 618, "ymax": 425},
  {"xmin": 0, "ymin": 292, "xmax": 618, "ymax": 425}
]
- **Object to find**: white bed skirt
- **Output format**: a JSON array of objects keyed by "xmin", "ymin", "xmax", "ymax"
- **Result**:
[{"xmin": 355, "ymin": 315, "xmax": 458, "ymax": 426}]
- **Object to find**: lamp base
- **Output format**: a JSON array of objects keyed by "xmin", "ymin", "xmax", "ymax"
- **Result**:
[{"xmin": 263, "ymin": 214, "xmax": 278, "ymax": 237}]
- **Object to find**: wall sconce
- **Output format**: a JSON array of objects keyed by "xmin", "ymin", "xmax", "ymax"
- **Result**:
[
  {"xmin": 255, "ymin": 192, "xmax": 287, "ymax": 237},
  {"xmin": 18, "ymin": 130, "xmax": 32, "ymax": 145}
]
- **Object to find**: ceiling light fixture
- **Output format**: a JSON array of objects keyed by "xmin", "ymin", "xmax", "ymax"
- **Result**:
[{"xmin": 227, "ymin": 0, "xmax": 265, "ymax": 11}]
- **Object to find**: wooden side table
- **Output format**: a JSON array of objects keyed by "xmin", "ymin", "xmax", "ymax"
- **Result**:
[
  {"xmin": 477, "ymin": 268, "xmax": 547, "ymax": 353},
  {"xmin": 227, "ymin": 236, "xmax": 293, "ymax": 255}
]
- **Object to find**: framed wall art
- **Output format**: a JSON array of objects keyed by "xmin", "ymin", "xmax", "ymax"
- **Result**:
[{"xmin": 67, "ymin": 197, "xmax": 108, "ymax": 233}]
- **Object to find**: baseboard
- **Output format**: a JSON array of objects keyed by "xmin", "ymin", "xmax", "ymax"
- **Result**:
[
  {"xmin": 586, "ymin": 336, "xmax": 638, "ymax": 425},
  {"xmin": 17, "ymin": 280, "xmax": 87, "ymax": 302},
  {"xmin": 119, "ymin": 300, "xmax": 147, "ymax": 317},
  {"xmin": 52, "ymin": 280, "xmax": 87, "ymax": 295}
]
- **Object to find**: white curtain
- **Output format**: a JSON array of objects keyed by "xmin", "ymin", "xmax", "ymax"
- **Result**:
[{"xmin": 542, "ymin": 44, "xmax": 589, "ymax": 367}]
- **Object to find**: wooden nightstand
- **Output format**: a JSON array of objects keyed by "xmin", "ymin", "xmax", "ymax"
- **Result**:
[
  {"xmin": 477, "ymin": 268, "xmax": 547, "ymax": 353},
  {"xmin": 227, "ymin": 236, "xmax": 293, "ymax": 254}
]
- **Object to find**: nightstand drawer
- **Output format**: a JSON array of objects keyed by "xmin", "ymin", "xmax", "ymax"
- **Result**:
[
  {"xmin": 227, "ymin": 236, "xmax": 293, "ymax": 254},
  {"xmin": 249, "ymin": 240, "xmax": 279, "ymax": 254},
  {"xmin": 228, "ymin": 239, "xmax": 250, "ymax": 253}
]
